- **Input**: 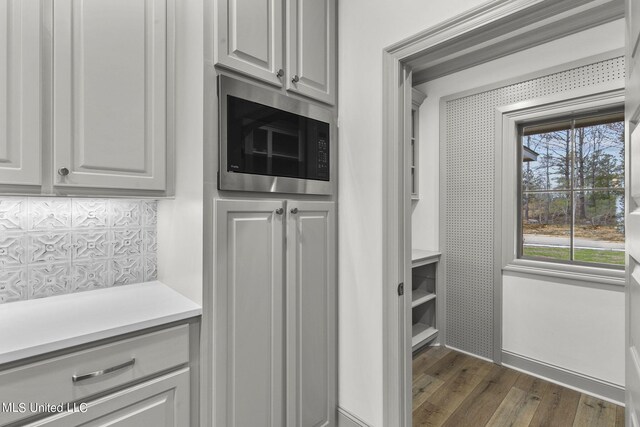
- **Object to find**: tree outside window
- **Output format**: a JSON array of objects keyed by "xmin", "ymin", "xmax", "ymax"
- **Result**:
[{"xmin": 519, "ymin": 111, "xmax": 625, "ymax": 267}]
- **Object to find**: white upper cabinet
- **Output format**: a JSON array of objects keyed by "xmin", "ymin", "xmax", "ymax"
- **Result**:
[
  {"xmin": 216, "ymin": 0, "xmax": 284, "ymax": 87},
  {"xmin": 53, "ymin": 0, "xmax": 167, "ymax": 191},
  {"xmin": 286, "ymin": 0, "xmax": 336, "ymax": 105},
  {"xmin": 215, "ymin": 0, "xmax": 336, "ymax": 105},
  {"xmin": 0, "ymin": 0, "xmax": 41, "ymax": 186}
]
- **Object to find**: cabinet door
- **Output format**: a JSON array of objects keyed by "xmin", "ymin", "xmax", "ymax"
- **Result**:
[
  {"xmin": 215, "ymin": 199, "xmax": 285, "ymax": 427},
  {"xmin": 53, "ymin": 0, "xmax": 167, "ymax": 191},
  {"xmin": 286, "ymin": 201, "xmax": 336, "ymax": 427},
  {"xmin": 24, "ymin": 368, "xmax": 190, "ymax": 427},
  {"xmin": 0, "ymin": 0, "xmax": 41, "ymax": 186},
  {"xmin": 286, "ymin": 0, "xmax": 336, "ymax": 105},
  {"xmin": 216, "ymin": 0, "xmax": 284, "ymax": 87}
]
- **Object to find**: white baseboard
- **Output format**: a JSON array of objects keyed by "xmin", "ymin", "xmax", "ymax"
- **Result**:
[
  {"xmin": 337, "ymin": 407, "xmax": 372, "ymax": 427},
  {"xmin": 445, "ymin": 344, "xmax": 494, "ymax": 363},
  {"xmin": 502, "ymin": 350, "xmax": 624, "ymax": 405}
]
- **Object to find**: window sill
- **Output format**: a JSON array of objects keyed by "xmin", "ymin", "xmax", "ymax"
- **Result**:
[{"xmin": 503, "ymin": 258, "xmax": 625, "ymax": 287}]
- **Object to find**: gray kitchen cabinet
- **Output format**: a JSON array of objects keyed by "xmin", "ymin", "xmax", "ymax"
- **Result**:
[
  {"xmin": 216, "ymin": 0, "xmax": 284, "ymax": 87},
  {"xmin": 286, "ymin": 0, "xmax": 336, "ymax": 105},
  {"xmin": 0, "ymin": 0, "xmax": 172, "ymax": 195},
  {"xmin": 0, "ymin": 0, "xmax": 41, "ymax": 186},
  {"xmin": 286, "ymin": 201, "xmax": 336, "ymax": 427},
  {"xmin": 24, "ymin": 369, "xmax": 190, "ymax": 427},
  {"xmin": 52, "ymin": 0, "xmax": 168, "ymax": 191},
  {"xmin": 215, "ymin": 0, "xmax": 336, "ymax": 105},
  {"xmin": 214, "ymin": 199, "xmax": 286, "ymax": 427},
  {"xmin": 0, "ymin": 324, "xmax": 193, "ymax": 427},
  {"xmin": 215, "ymin": 199, "xmax": 336, "ymax": 427}
]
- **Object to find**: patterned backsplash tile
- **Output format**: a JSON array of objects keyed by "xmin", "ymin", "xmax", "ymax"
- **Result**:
[{"xmin": 0, "ymin": 198, "xmax": 158, "ymax": 304}]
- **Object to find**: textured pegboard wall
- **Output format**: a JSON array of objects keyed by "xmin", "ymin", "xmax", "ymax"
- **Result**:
[{"xmin": 444, "ymin": 57, "xmax": 625, "ymax": 359}]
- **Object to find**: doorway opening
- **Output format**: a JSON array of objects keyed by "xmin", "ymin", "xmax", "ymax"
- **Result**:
[{"xmin": 380, "ymin": 1, "xmax": 625, "ymax": 425}]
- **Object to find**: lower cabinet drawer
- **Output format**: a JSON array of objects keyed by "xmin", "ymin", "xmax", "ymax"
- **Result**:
[
  {"xmin": 0, "ymin": 325, "xmax": 189, "ymax": 426},
  {"xmin": 23, "ymin": 368, "xmax": 190, "ymax": 427}
]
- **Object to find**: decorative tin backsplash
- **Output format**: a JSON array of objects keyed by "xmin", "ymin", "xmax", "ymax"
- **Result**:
[{"xmin": 0, "ymin": 198, "xmax": 158, "ymax": 304}]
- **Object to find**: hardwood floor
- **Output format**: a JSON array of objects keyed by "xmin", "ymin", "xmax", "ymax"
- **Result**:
[{"xmin": 412, "ymin": 346, "xmax": 624, "ymax": 427}]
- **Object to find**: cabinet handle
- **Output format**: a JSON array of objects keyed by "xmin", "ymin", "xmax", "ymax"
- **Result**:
[
  {"xmin": 290, "ymin": 207, "xmax": 298, "ymax": 214},
  {"xmin": 276, "ymin": 69, "xmax": 284, "ymax": 78},
  {"xmin": 72, "ymin": 358, "xmax": 136, "ymax": 383},
  {"xmin": 275, "ymin": 208, "xmax": 284, "ymax": 215},
  {"xmin": 291, "ymin": 75, "xmax": 299, "ymax": 83},
  {"xmin": 58, "ymin": 167, "xmax": 70, "ymax": 177}
]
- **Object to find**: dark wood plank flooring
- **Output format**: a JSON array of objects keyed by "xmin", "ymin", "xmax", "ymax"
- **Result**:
[{"xmin": 412, "ymin": 346, "xmax": 624, "ymax": 427}]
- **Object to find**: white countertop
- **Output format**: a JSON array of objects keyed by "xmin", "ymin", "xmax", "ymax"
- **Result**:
[{"xmin": 0, "ymin": 281, "xmax": 202, "ymax": 365}]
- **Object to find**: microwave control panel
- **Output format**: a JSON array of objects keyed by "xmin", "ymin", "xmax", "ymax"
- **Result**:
[{"xmin": 317, "ymin": 134, "xmax": 329, "ymax": 180}]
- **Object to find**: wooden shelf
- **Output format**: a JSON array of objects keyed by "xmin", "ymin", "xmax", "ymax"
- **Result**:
[
  {"xmin": 412, "ymin": 323, "xmax": 438, "ymax": 348},
  {"xmin": 412, "ymin": 290, "xmax": 436, "ymax": 308}
]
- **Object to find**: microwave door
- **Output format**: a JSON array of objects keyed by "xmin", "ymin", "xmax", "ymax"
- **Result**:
[
  {"xmin": 242, "ymin": 121, "xmax": 268, "ymax": 175},
  {"xmin": 219, "ymin": 75, "xmax": 334, "ymax": 195},
  {"xmin": 270, "ymin": 122, "xmax": 303, "ymax": 179},
  {"xmin": 243, "ymin": 122, "xmax": 303, "ymax": 178}
]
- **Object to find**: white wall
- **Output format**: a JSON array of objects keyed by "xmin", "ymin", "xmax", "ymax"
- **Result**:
[
  {"xmin": 157, "ymin": 0, "xmax": 204, "ymax": 305},
  {"xmin": 338, "ymin": 1, "xmax": 490, "ymax": 425},
  {"xmin": 503, "ymin": 272, "xmax": 625, "ymax": 386},
  {"xmin": 412, "ymin": 19, "xmax": 625, "ymax": 393}
]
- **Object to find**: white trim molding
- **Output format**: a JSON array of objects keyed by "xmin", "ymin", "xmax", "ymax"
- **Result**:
[
  {"xmin": 445, "ymin": 345, "xmax": 494, "ymax": 364},
  {"xmin": 338, "ymin": 407, "xmax": 372, "ymax": 427},
  {"xmin": 405, "ymin": 0, "xmax": 624, "ymax": 83},
  {"xmin": 503, "ymin": 350, "xmax": 625, "ymax": 405},
  {"xmin": 503, "ymin": 260, "xmax": 624, "ymax": 286}
]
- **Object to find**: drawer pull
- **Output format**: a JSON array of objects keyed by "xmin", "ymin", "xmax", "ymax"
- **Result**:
[{"xmin": 72, "ymin": 358, "xmax": 136, "ymax": 383}]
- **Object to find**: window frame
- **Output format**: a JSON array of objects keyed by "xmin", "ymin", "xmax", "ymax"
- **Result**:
[
  {"xmin": 496, "ymin": 83, "xmax": 625, "ymax": 286},
  {"xmin": 516, "ymin": 109, "xmax": 625, "ymax": 270}
]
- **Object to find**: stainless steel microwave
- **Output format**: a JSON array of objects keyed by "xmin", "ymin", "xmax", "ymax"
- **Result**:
[{"xmin": 218, "ymin": 75, "xmax": 335, "ymax": 195}]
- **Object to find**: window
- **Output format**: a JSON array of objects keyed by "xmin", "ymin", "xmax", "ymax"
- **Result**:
[{"xmin": 518, "ymin": 110, "xmax": 625, "ymax": 267}]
